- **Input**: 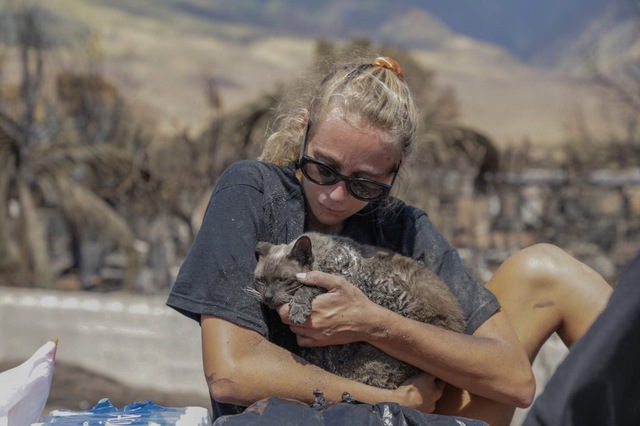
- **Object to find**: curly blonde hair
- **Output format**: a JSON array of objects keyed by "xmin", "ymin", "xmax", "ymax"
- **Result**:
[{"xmin": 259, "ymin": 56, "xmax": 418, "ymax": 169}]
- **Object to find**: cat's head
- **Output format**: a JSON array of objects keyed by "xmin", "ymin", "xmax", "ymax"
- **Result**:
[{"xmin": 253, "ymin": 235, "xmax": 314, "ymax": 309}]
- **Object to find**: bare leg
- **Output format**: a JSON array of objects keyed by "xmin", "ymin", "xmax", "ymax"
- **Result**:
[
  {"xmin": 437, "ymin": 244, "xmax": 612, "ymax": 425},
  {"xmin": 487, "ymin": 243, "xmax": 612, "ymax": 359}
]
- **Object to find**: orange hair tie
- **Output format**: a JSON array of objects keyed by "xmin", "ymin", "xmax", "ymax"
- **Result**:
[{"xmin": 371, "ymin": 57, "xmax": 404, "ymax": 81}]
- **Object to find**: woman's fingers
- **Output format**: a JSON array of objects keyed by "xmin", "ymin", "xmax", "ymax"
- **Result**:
[{"xmin": 295, "ymin": 270, "xmax": 346, "ymax": 291}]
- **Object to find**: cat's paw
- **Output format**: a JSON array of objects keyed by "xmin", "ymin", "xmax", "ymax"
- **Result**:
[{"xmin": 289, "ymin": 302, "xmax": 311, "ymax": 324}]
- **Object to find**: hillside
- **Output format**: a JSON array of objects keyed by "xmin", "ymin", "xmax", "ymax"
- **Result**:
[
  {"xmin": 533, "ymin": 3, "xmax": 640, "ymax": 77},
  {"xmin": 0, "ymin": 0, "xmax": 630, "ymax": 147},
  {"xmin": 66, "ymin": 0, "xmax": 614, "ymax": 61}
]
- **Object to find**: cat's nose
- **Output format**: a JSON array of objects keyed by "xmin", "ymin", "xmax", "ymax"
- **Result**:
[{"xmin": 264, "ymin": 289, "xmax": 274, "ymax": 305}]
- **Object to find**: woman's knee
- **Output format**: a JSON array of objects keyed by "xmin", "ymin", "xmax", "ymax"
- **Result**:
[
  {"xmin": 493, "ymin": 242, "xmax": 610, "ymax": 305},
  {"xmin": 497, "ymin": 243, "xmax": 572, "ymax": 290}
]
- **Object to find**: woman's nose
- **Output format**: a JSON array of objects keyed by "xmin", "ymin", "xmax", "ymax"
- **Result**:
[{"xmin": 327, "ymin": 181, "xmax": 350, "ymax": 201}]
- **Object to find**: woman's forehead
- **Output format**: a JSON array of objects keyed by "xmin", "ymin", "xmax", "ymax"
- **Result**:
[{"xmin": 309, "ymin": 116, "xmax": 397, "ymax": 175}]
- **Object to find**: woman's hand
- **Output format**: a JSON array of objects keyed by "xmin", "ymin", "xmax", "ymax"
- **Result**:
[
  {"xmin": 276, "ymin": 270, "xmax": 380, "ymax": 347},
  {"xmin": 395, "ymin": 373, "xmax": 446, "ymax": 413}
]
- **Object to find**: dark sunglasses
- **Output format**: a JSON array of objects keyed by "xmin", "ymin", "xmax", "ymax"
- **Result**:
[{"xmin": 297, "ymin": 123, "xmax": 399, "ymax": 202}]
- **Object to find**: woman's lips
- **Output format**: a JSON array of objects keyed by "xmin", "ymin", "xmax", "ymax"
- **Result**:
[{"xmin": 320, "ymin": 204, "xmax": 345, "ymax": 215}]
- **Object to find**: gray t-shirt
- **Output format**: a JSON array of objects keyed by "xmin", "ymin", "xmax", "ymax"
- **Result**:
[{"xmin": 166, "ymin": 160, "xmax": 500, "ymax": 418}]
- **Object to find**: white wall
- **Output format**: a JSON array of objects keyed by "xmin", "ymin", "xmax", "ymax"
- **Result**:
[{"xmin": 0, "ymin": 286, "xmax": 208, "ymax": 397}]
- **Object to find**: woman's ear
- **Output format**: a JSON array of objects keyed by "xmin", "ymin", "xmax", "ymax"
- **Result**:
[{"xmin": 301, "ymin": 110, "xmax": 309, "ymax": 130}]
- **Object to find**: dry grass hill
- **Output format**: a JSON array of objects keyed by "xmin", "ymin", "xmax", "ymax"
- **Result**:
[{"xmin": 1, "ymin": 0, "xmax": 630, "ymax": 148}]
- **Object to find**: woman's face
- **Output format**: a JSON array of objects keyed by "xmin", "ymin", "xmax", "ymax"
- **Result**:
[{"xmin": 300, "ymin": 113, "xmax": 398, "ymax": 235}]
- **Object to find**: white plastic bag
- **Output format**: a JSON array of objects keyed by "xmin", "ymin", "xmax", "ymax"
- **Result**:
[{"xmin": 0, "ymin": 340, "xmax": 57, "ymax": 426}]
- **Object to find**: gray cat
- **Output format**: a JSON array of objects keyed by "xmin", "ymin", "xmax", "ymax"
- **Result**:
[{"xmin": 252, "ymin": 232, "xmax": 466, "ymax": 390}]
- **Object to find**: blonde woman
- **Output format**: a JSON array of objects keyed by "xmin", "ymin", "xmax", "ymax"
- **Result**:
[{"xmin": 167, "ymin": 56, "xmax": 611, "ymax": 425}]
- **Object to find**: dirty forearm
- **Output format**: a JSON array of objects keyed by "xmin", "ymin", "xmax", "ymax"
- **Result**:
[{"xmin": 201, "ymin": 315, "xmax": 401, "ymax": 409}]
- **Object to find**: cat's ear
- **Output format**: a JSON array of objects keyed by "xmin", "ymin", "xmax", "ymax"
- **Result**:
[
  {"xmin": 289, "ymin": 235, "xmax": 313, "ymax": 267},
  {"xmin": 255, "ymin": 242, "xmax": 273, "ymax": 260}
]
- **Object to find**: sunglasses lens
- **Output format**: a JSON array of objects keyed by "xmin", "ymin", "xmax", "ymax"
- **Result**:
[
  {"xmin": 301, "ymin": 161, "xmax": 338, "ymax": 185},
  {"xmin": 348, "ymin": 181, "xmax": 387, "ymax": 200}
]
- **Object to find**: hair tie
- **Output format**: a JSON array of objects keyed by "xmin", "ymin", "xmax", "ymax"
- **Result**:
[{"xmin": 371, "ymin": 57, "xmax": 404, "ymax": 81}]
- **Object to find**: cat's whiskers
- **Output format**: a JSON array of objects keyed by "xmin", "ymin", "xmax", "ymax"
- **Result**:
[
  {"xmin": 243, "ymin": 286, "xmax": 261, "ymax": 300},
  {"xmin": 288, "ymin": 281, "xmax": 305, "ymax": 293}
]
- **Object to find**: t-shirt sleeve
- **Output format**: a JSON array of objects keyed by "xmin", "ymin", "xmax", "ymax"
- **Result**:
[
  {"xmin": 166, "ymin": 162, "xmax": 269, "ymax": 336},
  {"xmin": 412, "ymin": 213, "xmax": 500, "ymax": 335}
]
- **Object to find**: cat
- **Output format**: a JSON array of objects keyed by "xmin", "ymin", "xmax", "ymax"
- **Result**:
[{"xmin": 251, "ymin": 232, "xmax": 466, "ymax": 390}]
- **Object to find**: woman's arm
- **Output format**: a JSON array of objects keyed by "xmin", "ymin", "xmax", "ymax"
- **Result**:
[
  {"xmin": 366, "ymin": 306, "xmax": 535, "ymax": 408},
  {"xmin": 201, "ymin": 315, "xmax": 445, "ymax": 412},
  {"xmin": 284, "ymin": 272, "xmax": 535, "ymax": 408}
]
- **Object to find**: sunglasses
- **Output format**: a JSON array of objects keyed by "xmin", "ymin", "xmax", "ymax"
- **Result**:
[{"xmin": 298, "ymin": 123, "xmax": 399, "ymax": 202}]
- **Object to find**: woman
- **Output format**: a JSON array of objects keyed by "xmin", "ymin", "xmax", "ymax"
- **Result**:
[{"xmin": 167, "ymin": 56, "xmax": 612, "ymax": 425}]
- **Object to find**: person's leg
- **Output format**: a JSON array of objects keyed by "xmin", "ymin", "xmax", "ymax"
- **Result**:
[
  {"xmin": 437, "ymin": 243, "xmax": 612, "ymax": 425},
  {"xmin": 487, "ymin": 244, "xmax": 612, "ymax": 360}
]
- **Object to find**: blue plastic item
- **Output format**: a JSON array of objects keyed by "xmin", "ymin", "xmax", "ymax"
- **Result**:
[{"xmin": 33, "ymin": 398, "xmax": 210, "ymax": 425}]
